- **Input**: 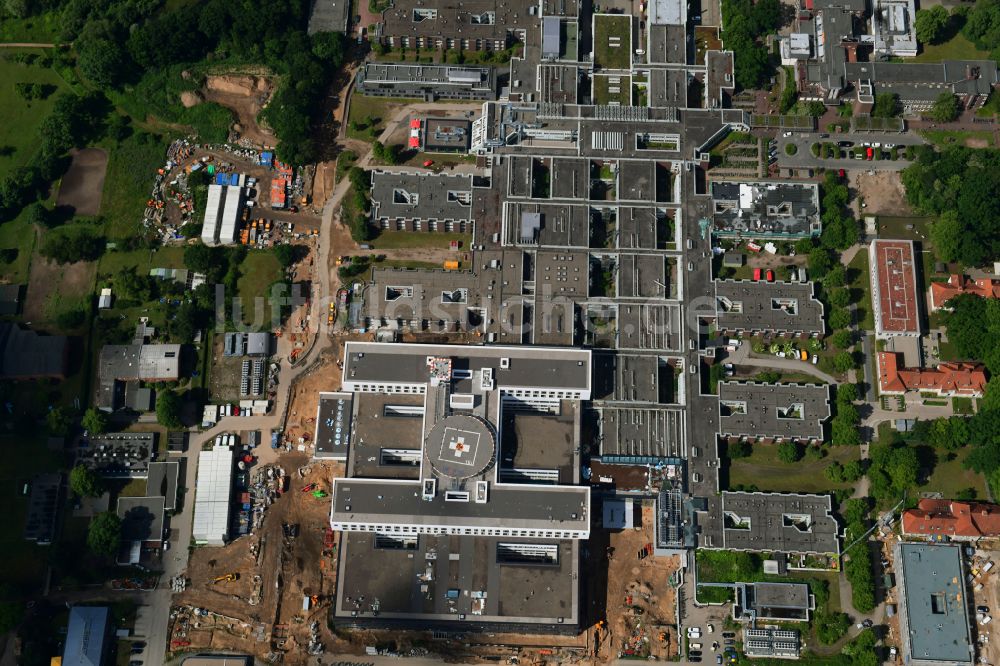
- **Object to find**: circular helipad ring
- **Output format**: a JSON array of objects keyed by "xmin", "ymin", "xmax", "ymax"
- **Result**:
[{"xmin": 425, "ymin": 414, "xmax": 495, "ymax": 480}]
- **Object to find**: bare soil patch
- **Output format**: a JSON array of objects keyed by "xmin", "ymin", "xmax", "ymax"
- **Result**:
[
  {"xmin": 56, "ymin": 148, "xmax": 108, "ymax": 216},
  {"xmin": 200, "ymin": 74, "xmax": 276, "ymax": 146},
  {"xmin": 23, "ymin": 253, "xmax": 96, "ymax": 325},
  {"xmin": 851, "ymin": 170, "xmax": 910, "ymax": 217}
]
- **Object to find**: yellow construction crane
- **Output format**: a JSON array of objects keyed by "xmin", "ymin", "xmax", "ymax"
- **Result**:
[{"xmin": 213, "ymin": 573, "xmax": 239, "ymax": 583}]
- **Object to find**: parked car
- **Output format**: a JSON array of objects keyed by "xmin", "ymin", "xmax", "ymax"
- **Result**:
[
  {"xmin": 690, "ymin": 651, "xmax": 703, "ymax": 657},
  {"xmin": 717, "ymin": 655, "xmax": 724, "ymax": 665},
  {"xmin": 722, "ymin": 632, "xmax": 736, "ymax": 639},
  {"xmin": 838, "ymin": 140, "xmax": 854, "ymax": 148},
  {"xmin": 978, "ymin": 606, "xmax": 991, "ymax": 614},
  {"xmin": 753, "ymin": 268, "xmax": 762, "ymax": 281}
]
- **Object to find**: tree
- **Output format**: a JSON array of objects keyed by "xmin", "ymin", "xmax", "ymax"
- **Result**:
[
  {"xmin": 86, "ymin": 511, "xmax": 122, "ymax": 557},
  {"xmin": 755, "ymin": 371, "xmax": 782, "ymax": 384},
  {"xmin": 778, "ymin": 441, "xmax": 803, "ymax": 463},
  {"xmin": 808, "ymin": 247, "xmax": 832, "ymax": 277},
  {"xmin": 833, "ymin": 351, "xmax": 857, "ymax": 372},
  {"xmin": 915, "ymin": 5, "xmax": 950, "ymax": 45},
  {"xmin": 156, "ymin": 390, "xmax": 183, "ymax": 428},
  {"xmin": 81, "ymin": 407, "xmax": 109, "ymax": 435},
  {"xmin": 77, "ymin": 38, "xmax": 132, "ymax": 88},
  {"xmin": 929, "ymin": 92, "xmax": 960, "ymax": 122},
  {"xmin": 872, "ymin": 93, "xmax": 900, "ymax": 118},
  {"xmin": 829, "ymin": 288, "xmax": 852, "ymax": 309},
  {"xmin": 40, "ymin": 228, "xmax": 105, "ymax": 264},
  {"xmin": 22, "ymin": 201, "xmax": 51, "ymax": 228},
  {"xmin": 70, "ymin": 464, "xmax": 104, "ymax": 498},
  {"xmin": 837, "ymin": 382, "xmax": 859, "ymax": 404},
  {"xmin": 794, "ymin": 237, "xmax": 816, "ymax": 255},
  {"xmin": 46, "ymin": 406, "xmax": 72, "ymax": 436},
  {"xmin": 825, "ymin": 461, "xmax": 846, "ymax": 483},
  {"xmin": 842, "ymin": 459, "xmax": 864, "ymax": 482},
  {"xmin": 729, "ymin": 440, "xmax": 752, "ymax": 458},
  {"xmin": 830, "ymin": 329, "xmax": 853, "ymax": 349},
  {"xmin": 815, "ymin": 611, "xmax": 851, "ymax": 644},
  {"xmin": 824, "ymin": 265, "xmax": 846, "ymax": 288},
  {"xmin": 931, "ymin": 210, "xmax": 964, "ymax": 263},
  {"xmin": 829, "ymin": 308, "xmax": 852, "ymax": 330}
]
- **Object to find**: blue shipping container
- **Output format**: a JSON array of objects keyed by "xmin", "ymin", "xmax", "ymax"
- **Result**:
[
  {"xmin": 215, "ymin": 173, "xmax": 228, "ymax": 185},
  {"xmin": 230, "ymin": 173, "xmax": 240, "ymax": 186}
]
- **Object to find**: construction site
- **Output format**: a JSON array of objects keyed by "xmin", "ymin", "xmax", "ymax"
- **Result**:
[
  {"xmin": 596, "ymin": 499, "xmax": 681, "ymax": 663},
  {"xmin": 169, "ymin": 454, "xmax": 344, "ymax": 662}
]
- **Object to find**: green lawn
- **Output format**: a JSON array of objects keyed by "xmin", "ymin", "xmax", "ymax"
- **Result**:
[
  {"xmin": 0, "ymin": 13, "xmax": 62, "ymax": 42},
  {"xmin": 919, "ymin": 129, "xmax": 996, "ymax": 148},
  {"xmin": 0, "ymin": 211, "xmax": 37, "ymax": 283},
  {"xmin": 952, "ymin": 397, "xmax": 974, "ymax": 415},
  {"xmin": 100, "ymin": 132, "xmax": 173, "ymax": 240},
  {"xmin": 97, "ymin": 246, "xmax": 186, "ymax": 279},
  {"xmin": 923, "ymin": 449, "xmax": 987, "ymax": 499},
  {"xmin": 593, "ymin": 14, "xmax": 632, "ymax": 70},
  {"xmin": 874, "ymin": 216, "xmax": 931, "ymax": 241},
  {"xmin": 369, "ymin": 231, "xmax": 470, "ymax": 250},
  {"xmin": 847, "ymin": 248, "xmax": 875, "ymax": 331},
  {"xmin": 235, "ymin": 250, "xmax": 283, "ymax": 329},
  {"xmin": 593, "ymin": 74, "xmax": 631, "ymax": 105},
  {"xmin": 910, "ymin": 32, "xmax": 990, "ymax": 63},
  {"xmin": 376, "ymin": 259, "xmax": 441, "ymax": 270},
  {"xmin": 346, "ymin": 94, "xmax": 421, "ymax": 142},
  {"xmin": 728, "ymin": 444, "xmax": 860, "ymax": 493},
  {"xmin": 0, "ymin": 434, "xmax": 68, "ymax": 596},
  {"xmin": 0, "ymin": 49, "xmax": 72, "ymax": 179}
]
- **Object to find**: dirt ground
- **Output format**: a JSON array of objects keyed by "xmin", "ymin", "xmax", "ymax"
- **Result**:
[
  {"xmin": 601, "ymin": 500, "xmax": 680, "ymax": 663},
  {"xmin": 284, "ymin": 342, "xmax": 345, "ymax": 449},
  {"xmin": 201, "ymin": 74, "xmax": 276, "ymax": 146},
  {"xmin": 22, "ymin": 252, "xmax": 96, "ymax": 326},
  {"xmin": 173, "ymin": 456, "xmax": 346, "ymax": 663},
  {"xmin": 56, "ymin": 147, "xmax": 109, "ymax": 215},
  {"xmin": 851, "ymin": 170, "xmax": 911, "ymax": 217}
]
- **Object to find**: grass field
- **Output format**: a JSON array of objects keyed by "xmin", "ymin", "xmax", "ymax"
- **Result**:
[
  {"xmin": 911, "ymin": 32, "xmax": 990, "ymax": 63},
  {"xmin": 377, "ymin": 259, "xmax": 441, "ymax": 270},
  {"xmin": 0, "ymin": 13, "xmax": 62, "ymax": 42},
  {"xmin": 847, "ymin": 248, "xmax": 875, "ymax": 331},
  {"xmin": 924, "ymin": 450, "xmax": 987, "ymax": 499},
  {"xmin": 593, "ymin": 14, "xmax": 632, "ymax": 70},
  {"xmin": 593, "ymin": 74, "xmax": 631, "ymax": 105},
  {"xmin": 369, "ymin": 231, "xmax": 469, "ymax": 250},
  {"xmin": 236, "ymin": 251, "xmax": 283, "ymax": 329},
  {"xmin": 0, "ymin": 211, "xmax": 37, "ymax": 283},
  {"xmin": 100, "ymin": 132, "xmax": 172, "ymax": 239},
  {"xmin": 97, "ymin": 246, "xmax": 187, "ymax": 279},
  {"xmin": 346, "ymin": 94, "xmax": 421, "ymax": 142},
  {"xmin": 728, "ymin": 444, "xmax": 860, "ymax": 493},
  {"xmin": 919, "ymin": 129, "xmax": 996, "ymax": 148},
  {"xmin": 0, "ymin": 50, "xmax": 71, "ymax": 179}
]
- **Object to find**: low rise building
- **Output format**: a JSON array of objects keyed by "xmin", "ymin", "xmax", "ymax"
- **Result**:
[
  {"xmin": 715, "ymin": 280, "xmax": 825, "ymax": 337},
  {"xmin": 700, "ymin": 491, "xmax": 841, "ymax": 556},
  {"xmin": 193, "ymin": 442, "xmax": 234, "ymax": 546},
  {"xmin": 719, "ymin": 382, "xmax": 830, "ymax": 443},
  {"xmin": 23, "ymin": 472, "xmax": 63, "ymax": 544},
  {"xmin": 711, "ymin": 181, "xmax": 821, "ymax": 240},
  {"xmin": 116, "ymin": 496, "xmax": 165, "ymax": 565},
  {"xmin": 97, "ymin": 343, "xmax": 182, "ymax": 411},
  {"xmin": 735, "ymin": 582, "xmax": 813, "ymax": 622},
  {"xmin": 929, "ymin": 274, "xmax": 1000, "ymax": 311},
  {"xmin": 877, "ymin": 352, "xmax": 987, "ymax": 397},
  {"xmin": 63, "ymin": 606, "xmax": 112, "ymax": 666},
  {"xmin": 870, "ymin": 239, "xmax": 921, "ymax": 339},
  {"xmin": 356, "ymin": 63, "xmax": 496, "ymax": 100},
  {"xmin": 370, "ymin": 170, "xmax": 475, "ymax": 233},
  {"xmin": 76, "ymin": 432, "xmax": 157, "ymax": 478},
  {"xmin": 902, "ymin": 499, "xmax": 1000, "ymax": 541},
  {"xmin": 0, "ymin": 322, "xmax": 68, "ymax": 380},
  {"xmin": 0, "ymin": 284, "xmax": 22, "ymax": 315},
  {"xmin": 895, "ymin": 542, "xmax": 974, "ymax": 666},
  {"xmin": 378, "ymin": 0, "xmax": 535, "ymax": 51}
]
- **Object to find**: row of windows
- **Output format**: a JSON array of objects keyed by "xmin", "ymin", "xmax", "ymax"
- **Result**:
[
  {"xmin": 349, "ymin": 383, "xmax": 426, "ymax": 394},
  {"xmin": 379, "ymin": 219, "xmax": 470, "ymax": 232},
  {"xmin": 507, "ymin": 389, "xmax": 584, "ymax": 399},
  {"xmin": 387, "ymin": 36, "xmax": 506, "ymax": 50},
  {"xmin": 332, "ymin": 522, "xmax": 586, "ymax": 539}
]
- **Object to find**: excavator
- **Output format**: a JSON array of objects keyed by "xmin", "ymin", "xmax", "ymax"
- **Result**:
[{"xmin": 213, "ymin": 573, "xmax": 240, "ymax": 584}]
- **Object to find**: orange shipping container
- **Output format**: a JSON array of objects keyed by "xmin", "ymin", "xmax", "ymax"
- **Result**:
[{"xmin": 443, "ymin": 260, "xmax": 460, "ymax": 270}]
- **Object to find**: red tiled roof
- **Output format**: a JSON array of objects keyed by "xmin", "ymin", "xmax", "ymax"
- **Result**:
[
  {"xmin": 929, "ymin": 274, "xmax": 1000, "ymax": 310},
  {"xmin": 902, "ymin": 499, "xmax": 1000, "ymax": 538},
  {"xmin": 877, "ymin": 352, "xmax": 988, "ymax": 396},
  {"xmin": 872, "ymin": 240, "xmax": 920, "ymax": 335}
]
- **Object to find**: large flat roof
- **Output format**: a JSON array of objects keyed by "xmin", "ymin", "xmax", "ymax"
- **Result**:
[
  {"xmin": 371, "ymin": 171, "xmax": 474, "ymax": 223},
  {"xmin": 342, "ymin": 342, "xmax": 591, "ymax": 394},
  {"xmin": 711, "ymin": 181, "xmax": 821, "ymax": 239},
  {"xmin": 895, "ymin": 542, "xmax": 974, "ymax": 666},
  {"xmin": 870, "ymin": 239, "xmax": 921, "ymax": 337},
  {"xmin": 331, "ymin": 478, "xmax": 590, "ymax": 531},
  {"xmin": 719, "ymin": 382, "xmax": 830, "ymax": 442},
  {"xmin": 716, "ymin": 280, "xmax": 825, "ymax": 335},
  {"xmin": 334, "ymin": 532, "xmax": 579, "ymax": 628},
  {"xmin": 706, "ymin": 492, "xmax": 840, "ymax": 555}
]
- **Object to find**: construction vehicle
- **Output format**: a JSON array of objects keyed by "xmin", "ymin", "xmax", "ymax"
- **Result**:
[
  {"xmin": 213, "ymin": 573, "xmax": 240, "ymax": 583},
  {"xmin": 301, "ymin": 483, "xmax": 318, "ymax": 493},
  {"xmin": 312, "ymin": 489, "xmax": 328, "ymax": 499}
]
